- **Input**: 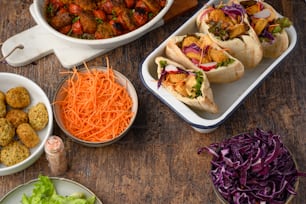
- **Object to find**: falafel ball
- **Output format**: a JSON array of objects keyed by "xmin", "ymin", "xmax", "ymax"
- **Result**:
[
  {"xmin": 0, "ymin": 118, "xmax": 15, "ymax": 146},
  {"xmin": 0, "ymin": 90, "xmax": 6, "ymax": 102},
  {"xmin": 6, "ymin": 109, "xmax": 29, "ymax": 128},
  {"xmin": 0, "ymin": 100, "xmax": 6, "ymax": 118},
  {"xmin": 6, "ymin": 86, "xmax": 31, "ymax": 109},
  {"xmin": 16, "ymin": 123, "xmax": 40, "ymax": 148},
  {"xmin": 28, "ymin": 102, "xmax": 49, "ymax": 130},
  {"xmin": 0, "ymin": 141, "xmax": 30, "ymax": 166}
]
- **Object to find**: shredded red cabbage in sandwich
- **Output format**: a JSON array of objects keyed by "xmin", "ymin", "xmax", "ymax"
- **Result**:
[{"xmin": 221, "ymin": 4, "xmax": 246, "ymax": 23}]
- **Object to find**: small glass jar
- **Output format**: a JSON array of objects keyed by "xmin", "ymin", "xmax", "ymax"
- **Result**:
[{"xmin": 44, "ymin": 135, "xmax": 68, "ymax": 175}]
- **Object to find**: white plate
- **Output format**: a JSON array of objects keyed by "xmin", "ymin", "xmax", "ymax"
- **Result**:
[
  {"xmin": 0, "ymin": 72, "xmax": 53, "ymax": 175},
  {"xmin": 0, "ymin": 177, "xmax": 103, "ymax": 203},
  {"xmin": 139, "ymin": 0, "xmax": 297, "ymax": 133}
]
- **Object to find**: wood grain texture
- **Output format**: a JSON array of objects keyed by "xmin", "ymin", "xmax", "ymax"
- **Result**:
[
  {"xmin": 1, "ymin": 0, "xmax": 306, "ymax": 203},
  {"xmin": 163, "ymin": 0, "xmax": 198, "ymax": 22}
]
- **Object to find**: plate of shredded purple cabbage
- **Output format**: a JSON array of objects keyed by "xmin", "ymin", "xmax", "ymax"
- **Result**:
[{"xmin": 198, "ymin": 129, "xmax": 305, "ymax": 204}]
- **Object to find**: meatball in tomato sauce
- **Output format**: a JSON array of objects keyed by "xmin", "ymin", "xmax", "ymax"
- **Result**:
[{"xmin": 45, "ymin": 0, "xmax": 166, "ymax": 39}]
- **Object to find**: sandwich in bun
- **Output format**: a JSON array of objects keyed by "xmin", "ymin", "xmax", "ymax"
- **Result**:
[
  {"xmin": 156, "ymin": 56, "xmax": 218, "ymax": 113},
  {"xmin": 238, "ymin": 0, "xmax": 292, "ymax": 58},
  {"xmin": 165, "ymin": 33, "xmax": 244, "ymax": 83},
  {"xmin": 196, "ymin": 2, "xmax": 263, "ymax": 68}
]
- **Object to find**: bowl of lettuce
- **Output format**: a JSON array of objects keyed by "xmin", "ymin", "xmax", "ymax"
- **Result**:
[
  {"xmin": 0, "ymin": 175, "xmax": 102, "ymax": 204},
  {"xmin": 198, "ymin": 129, "xmax": 303, "ymax": 204}
]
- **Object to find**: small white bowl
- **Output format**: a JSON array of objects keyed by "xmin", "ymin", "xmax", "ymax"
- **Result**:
[
  {"xmin": 32, "ymin": 0, "xmax": 174, "ymax": 49},
  {"xmin": 0, "ymin": 72, "xmax": 53, "ymax": 176},
  {"xmin": 53, "ymin": 67, "xmax": 138, "ymax": 147}
]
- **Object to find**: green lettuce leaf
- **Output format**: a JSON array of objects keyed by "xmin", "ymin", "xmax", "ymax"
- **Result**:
[{"xmin": 21, "ymin": 175, "xmax": 96, "ymax": 204}]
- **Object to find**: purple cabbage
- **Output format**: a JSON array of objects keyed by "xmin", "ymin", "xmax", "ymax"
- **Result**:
[
  {"xmin": 157, "ymin": 67, "xmax": 167, "ymax": 88},
  {"xmin": 198, "ymin": 129, "xmax": 302, "ymax": 204},
  {"xmin": 182, "ymin": 43, "xmax": 202, "ymax": 54},
  {"xmin": 261, "ymin": 27, "xmax": 275, "ymax": 43},
  {"xmin": 182, "ymin": 43, "xmax": 211, "ymax": 65},
  {"xmin": 221, "ymin": 3, "xmax": 246, "ymax": 22}
]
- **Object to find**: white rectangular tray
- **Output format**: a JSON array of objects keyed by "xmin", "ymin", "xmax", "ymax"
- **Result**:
[{"xmin": 139, "ymin": 0, "xmax": 297, "ymax": 133}]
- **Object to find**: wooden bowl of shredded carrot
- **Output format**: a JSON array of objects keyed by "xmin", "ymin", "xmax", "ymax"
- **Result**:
[{"xmin": 53, "ymin": 66, "xmax": 138, "ymax": 147}]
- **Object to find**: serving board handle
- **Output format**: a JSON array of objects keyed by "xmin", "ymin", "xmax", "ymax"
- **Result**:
[
  {"xmin": 1, "ymin": 24, "xmax": 113, "ymax": 68},
  {"xmin": 1, "ymin": 25, "xmax": 54, "ymax": 67}
]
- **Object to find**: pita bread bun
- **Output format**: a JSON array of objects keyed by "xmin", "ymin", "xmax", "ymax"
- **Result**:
[
  {"xmin": 237, "ymin": 0, "xmax": 290, "ymax": 58},
  {"xmin": 196, "ymin": 4, "xmax": 263, "ymax": 68},
  {"xmin": 262, "ymin": 30, "xmax": 289, "ymax": 58},
  {"xmin": 165, "ymin": 33, "xmax": 245, "ymax": 83},
  {"xmin": 155, "ymin": 56, "xmax": 218, "ymax": 113}
]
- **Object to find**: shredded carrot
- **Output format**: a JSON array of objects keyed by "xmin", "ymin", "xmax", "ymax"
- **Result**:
[{"xmin": 55, "ymin": 63, "xmax": 134, "ymax": 143}]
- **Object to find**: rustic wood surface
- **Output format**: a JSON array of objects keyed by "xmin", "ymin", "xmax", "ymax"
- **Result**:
[{"xmin": 1, "ymin": 0, "xmax": 305, "ymax": 203}]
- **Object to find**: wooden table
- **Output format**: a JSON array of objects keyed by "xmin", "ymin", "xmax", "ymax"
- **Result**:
[{"xmin": 1, "ymin": 0, "xmax": 305, "ymax": 203}]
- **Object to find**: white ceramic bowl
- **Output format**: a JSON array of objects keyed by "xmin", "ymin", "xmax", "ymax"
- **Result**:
[
  {"xmin": 53, "ymin": 67, "xmax": 138, "ymax": 147},
  {"xmin": 32, "ymin": 0, "xmax": 173, "ymax": 49},
  {"xmin": 0, "ymin": 72, "xmax": 53, "ymax": 176}
]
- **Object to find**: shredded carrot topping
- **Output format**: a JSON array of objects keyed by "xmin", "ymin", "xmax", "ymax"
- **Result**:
[{"xmin": 55, "ymin": 65, "xmax": 134, "ymax": 143}]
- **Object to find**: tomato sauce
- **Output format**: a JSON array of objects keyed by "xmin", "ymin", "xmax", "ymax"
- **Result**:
[{"xmin": 45, "ymin": 0, "xmax": 166, "ymax": 39}]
